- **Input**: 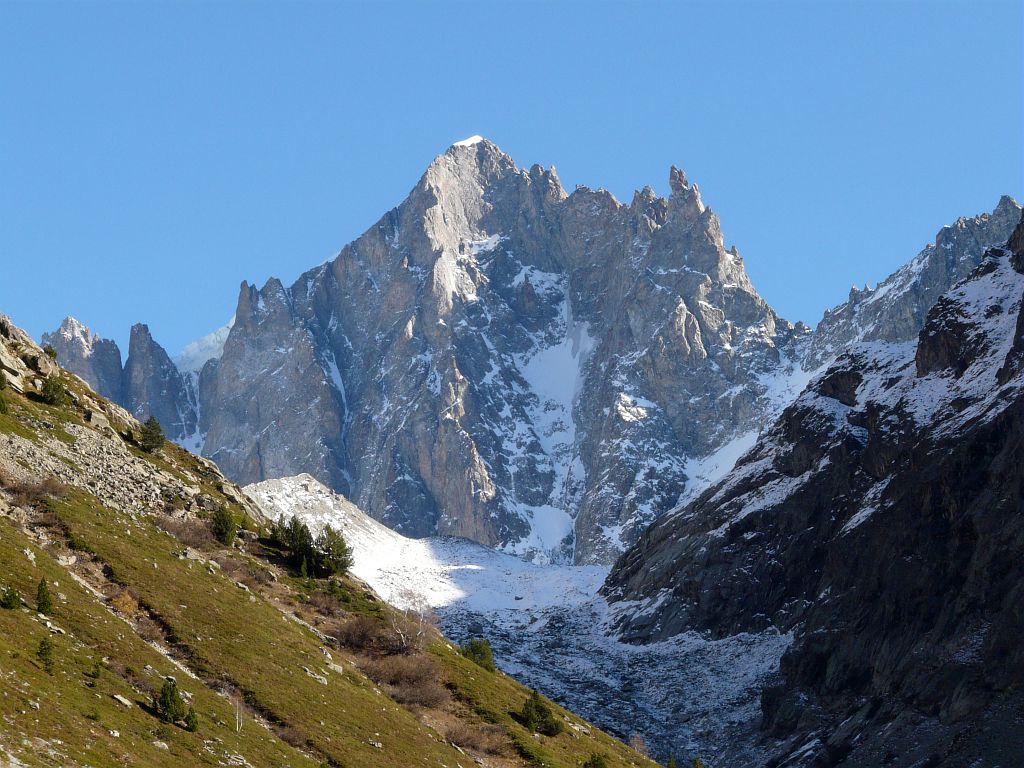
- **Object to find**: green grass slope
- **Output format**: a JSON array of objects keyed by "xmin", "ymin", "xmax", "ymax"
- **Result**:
[{"xmin": 0, "ymin": 322, "xmax": 661, "ymax": 768}]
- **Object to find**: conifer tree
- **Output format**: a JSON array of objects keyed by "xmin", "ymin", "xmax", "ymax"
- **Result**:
[
  {"xmin": 138, "ymin": 416, "xmax": 165, "ymax": 453},
  {"xmin": 155, "ymin": 678, "xmax": 187, "ymax": 723},
  {"xmin": 211, "ymin": 506, "xmax": 236, "ymax": 546},
  {"xmin": 460, "ymin": 638, "xmax": 496, "ymax": 671},
  {"xmin": 184, "ymin": 706, "xmax": 199, "ymax": 732},
  {"xmin": 37, "ymin": 636, "xmax": 55, "ymax": 674},
  {"xmin": 40, "ymin": 376, "xmax": 67, "ymax": 406},
  {"xmin": 519, "ymin": 689, "xmax": 563, "ymax": 736},
  {"xmin": 36, "ymin": 578, "xmax": 53, "ymax": 615},
  {"xmin": 0, "ymin": 585, "xmax": 19, "ymax": 609}
]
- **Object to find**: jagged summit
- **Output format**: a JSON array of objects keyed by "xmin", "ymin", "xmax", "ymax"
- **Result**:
[
  {"xmin": 451, "ymin": 134, "xmax": 486, "ymax": 147},
  {"xmin": 805, "ymin": 195, "xmax": 1022, "ymax": 368},
  {"xmin": 42, "ymin": 316, "xmax": 124, "ymax": 403},
  {"xmin": 42, "ymin": 137, "xmax": 1020, "ymax": 567}
]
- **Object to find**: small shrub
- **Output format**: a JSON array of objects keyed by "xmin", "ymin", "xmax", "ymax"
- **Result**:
[
  {"xmin": 154, "ymin": 678, "xmax": 187, "ymax": 723},
  {"xmin": 156, "ymin": 516, "xmax": 215, "ymax": 549},
  {"xmin": 85, "ymin": 659, "xmax": 102, "ymax": 687},
  {"xmin": 138, "ymin": 416, "xmax": 165, "ymax": 453},
  {"xmin": 460, "ymin": 638, "xmax": 496, "ymax": 672},
  {"xmin": 37, "ymin": 636, "xmax": 55, "ymax": 674},
  {"xmin": 40, "ymin": 376, "xmax": 68, "ymax": 406},
  {"xmin": 307, "ymin": 589, "xmax": 345, "ymax": 617},
  {"xmin": 36, "ymin": 578, "xmax": 54, "ymax": 615},
  {"xmin": 0, "ymin": 585, "xmax": 21, "ymax": 609},
  {"xmin": 0, "ymin": 393, "xmax": 7, "ymax": 415},
  {"xmin": 446, "ymin": 722, "xmax": 506, "ymax": 754},
  {"xmin": 111, "ymin": 588, "xmax": 139, "ymax": 617},
  {"xmin": 360, "ymin": 655, "xmax": 449, "ymax": 708},
  {"xmin": 184, "ymin": 706, "xmax": 199, "ymax": 732},
  {"xmin": 84, "ymin": 707, "xmax": 100, "ymax": 721},
  {"xmin": 0, "ymin": 370, "xmax": 7, "ymax": 390},
  {"xmin": 42, "ymin": 345, "xmax": 57, "ymax": 360},
  {"xmin": 9, "ymin": 477, "xmax": 69, "ymax": 507},
  {"xmin": 628, "ymin": 732, "xmax": 650, "ymax": 756},
  {"xmin": 335, "ymin": 614, "xmax": 389, "ymax": 651},
  {"xmin": 517, "ymin": 689, "xmax": 563, "ymax": 736},
  {"xmin": 278, "ymin": 723, "xmax": 308, "ymax": 749},
  {"xmin": 211, "ymin": 506, "xmax": 237, "ymax": 546},
  {"xmin": 581, "ymin": 754, "xmax": 610, "ymax": 768}
]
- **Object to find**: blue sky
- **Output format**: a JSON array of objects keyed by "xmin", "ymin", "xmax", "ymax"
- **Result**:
[{"xmin": 2, "ymin": 1, "xmax": 1021, "ymax": 354}]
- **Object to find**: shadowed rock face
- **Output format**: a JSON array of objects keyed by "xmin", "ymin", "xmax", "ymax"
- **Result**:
[
  {"xmin": 122, "ymin": 323, "xmax": 198, "ymax": 441},
  {"xmin": 196, "ymin": 139, "xmax": 800, "ymax": 562},
  {"xmin": 604, "ymin": 211, "xmax": 1024, "ymax": 766}
]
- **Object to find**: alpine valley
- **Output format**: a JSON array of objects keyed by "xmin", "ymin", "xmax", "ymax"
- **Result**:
[{"xmin": 25, "ymin": 138, "xmax": 1024, "ymax": 766}]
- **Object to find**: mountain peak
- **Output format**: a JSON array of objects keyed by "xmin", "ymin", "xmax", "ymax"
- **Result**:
[{"xmin": 451, "ymin": 134, "xmax": 486, "ymax": 148}]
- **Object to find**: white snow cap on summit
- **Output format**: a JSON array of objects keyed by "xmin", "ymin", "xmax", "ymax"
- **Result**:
[{"xmin": 452, "ymin": 135, "xmax": 485, "ymax": 147}]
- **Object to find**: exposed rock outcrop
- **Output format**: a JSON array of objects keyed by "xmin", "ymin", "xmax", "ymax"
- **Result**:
[
  {"xmin": 603, "ymin": 211, "xmax": 1024, "ymax": 765},
  {"xmin": 804, "ymin": 195, "xmax": 1021, "ymax": 369},
  {"xmin": 122, "ymin": 323, "xmax": 198, "ymax": 442},
  {"xmin": 42, "ymin": 140, "xmax": 1018, "ymax": 566},
  {"xmin": 42, "ymin": 316, "xmax": 125, "ymax": 403},
  {"xmin": 197, "ymin": 138, "xmax": 802, "ymax": 563}
]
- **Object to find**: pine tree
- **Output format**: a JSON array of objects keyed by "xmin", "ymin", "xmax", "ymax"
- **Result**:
[
  {"xmin": 0, "ymin": 585, "xmax": 21, "ymax": 609},
  {"xmin": 155, "ymin": 678, "xmax": 187, "ymax": 723},
  {"xmin": 36, "ymin": 578, "xmax": 53, "ymax": 615},
  {"xmin": 666, "ymin": 755, "xmax": 678, "ymax": 768},
  {"xmin": 37, "ymin": 636, "xmax": 55, "ymax": 674},
  {"xmin": 0, "ymin": 393, "xmax": 7, "ymax": 415},
  {"xmin": 138, "ymin": 416, "xmax": 165, "ymax": 453},
  {"xmin": 519, "ymin": 689, "xmax": 563, "ymax": 736},
  {"xmin": 0, "ymin": 370, "xmax": 7, "ymax": 390},
  {"xmin": 184, "ymin": 706, "xmax": 199, "ymax": 732},
  {"xmin": 693, "ymin": 758, "xmax": 706, "ymax": 768},
  {"xmin": 314, "ymin": 525, "xmax": 354, "ymax": 576},
  {"xmin": 40, "ymin": 376, "xmax": 67, "ymax": 406},
  {"xmin": 460, "ymin": 638, "xmax": 496, "ymax": 671},
  {"xmin": 211, "ymin": 506, "xmax": 236, "ymax": 546}
]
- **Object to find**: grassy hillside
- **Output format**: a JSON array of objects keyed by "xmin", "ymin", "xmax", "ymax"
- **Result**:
[{"xmin": 0, "ymin": 325, "xmax": 661, "ymax": 768}]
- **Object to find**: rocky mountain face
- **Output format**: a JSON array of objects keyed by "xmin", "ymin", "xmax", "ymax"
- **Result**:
[
  {"xmin": 123, "ymin": 323, "xmax": 199, "ymax": 440},
  {"xmin": 191, "ymin": 138, "xmax": 805, "ymax": 564},
  {"xmin": 42, "ymin": 316, "xmax": 125, "ymax": 404},
  {"xmin": 41, "ymin": 317, "xmax": 199, "ymax": 443},
  {"xmin": 603, "ymin": 211, "xmax": 1024, "ymax": 765},
  {"xmin": 43, "ymin": 139, "xmax": 1019, "ymax": 566},
  {"xmin": 804, "ymin": 195, "xmax": 1021, "ymax": 369}
]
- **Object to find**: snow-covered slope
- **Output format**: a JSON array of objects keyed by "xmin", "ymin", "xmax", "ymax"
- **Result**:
[
  {"xmin": 247, "ymin": 473, "xmax": 791, "ymax": 762},
  {"xmin": 174, "ymin": 318, "xmax": 234, "ymax": 374},
  {"xmin": 247, "ymin": 473, "xmax": 604, "ymax": 613}
]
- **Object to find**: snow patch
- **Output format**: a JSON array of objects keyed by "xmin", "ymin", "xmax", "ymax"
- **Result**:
[{"xmin": 174, "ymin": 319, "xmax": 234, "ymax": 374}]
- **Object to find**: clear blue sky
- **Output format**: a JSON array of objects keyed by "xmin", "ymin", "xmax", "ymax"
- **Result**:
[{"xmin": 2, "ymin": 1, "xmax": 1021, "ymax": 354}]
